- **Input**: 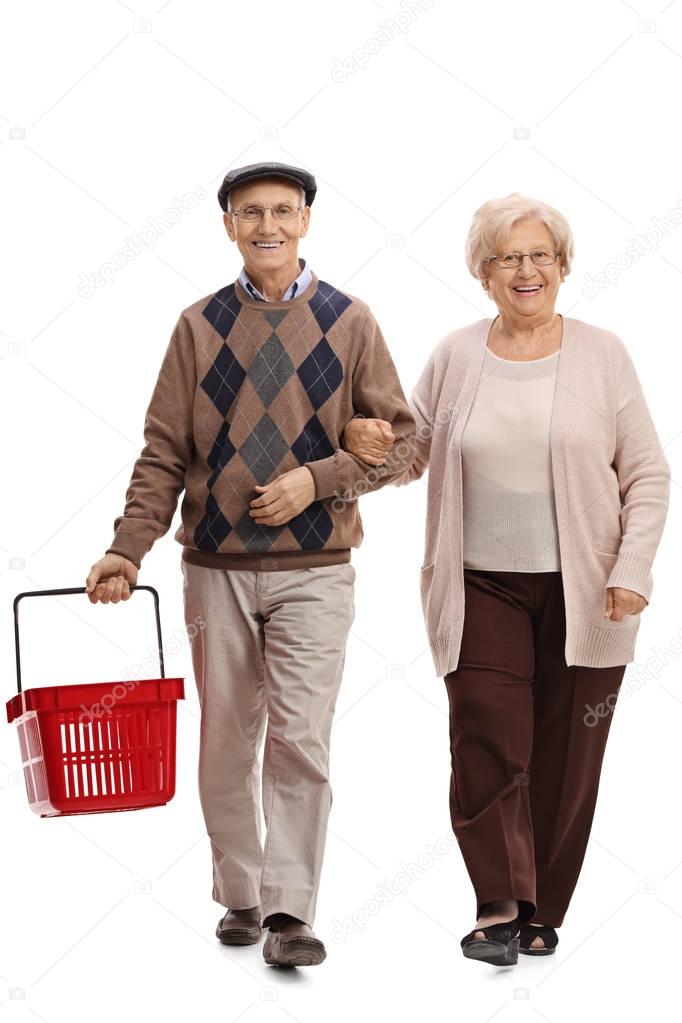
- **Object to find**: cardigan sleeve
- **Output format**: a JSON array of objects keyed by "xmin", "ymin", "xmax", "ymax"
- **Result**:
[
  {"xmin": 605, "ymin": 337, "xmax": 671, "ymax": 602},
  {"xmin": 392, "ymin": 348, "xmax": 436, "ymax": 487},
  {"xmin": 392, "ymin": 332, "xmax": 461, "ymax": 487},
  {"xmin": 105, "ymin": 314, "xmax": 196, "ymax": 568}
]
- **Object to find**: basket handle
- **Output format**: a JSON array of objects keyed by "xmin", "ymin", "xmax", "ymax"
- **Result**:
[{"xmin": 13, "ymin": 585, "xmax": 166, "ymax": 694}]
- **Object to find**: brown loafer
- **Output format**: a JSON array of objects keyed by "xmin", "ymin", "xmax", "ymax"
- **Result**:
[
  {"xmin": 216, "ymin": 906, "xmax": 262, "ymax": 945},
  {"xmin": 263, "ymin": 919, "xmax": 326, "ymax": 966}
]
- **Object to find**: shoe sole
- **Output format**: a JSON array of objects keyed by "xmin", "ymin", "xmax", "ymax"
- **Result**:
[
  {"xmin": 264, "ymin": 940, "xmax": 326, "ymax": 967},
  {"xmin": 518, "ymin": 946, "xmax": 556, "ymax": 956},
  {"xmin": 216, "ymin": 927, "xmax": 262, "ymax": 946},
  {"xmin": 462, "ymin": 937, "xmax": 520, "ymax": 966}
]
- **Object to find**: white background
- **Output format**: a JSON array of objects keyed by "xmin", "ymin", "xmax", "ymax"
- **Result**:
[{"xmin": 1, "ymin": 0, "xmax": 681, "ymax": 1019}]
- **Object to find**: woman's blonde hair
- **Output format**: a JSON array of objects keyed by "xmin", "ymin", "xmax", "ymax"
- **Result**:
[{"xmin": 465, "ymin": 193, "xmax": 574, "ymax": 282}]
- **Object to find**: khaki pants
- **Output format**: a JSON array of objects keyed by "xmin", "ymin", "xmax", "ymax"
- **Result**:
[{"xmin": 181, "ymin": 559, "xmax": 356, "ymax": 927}]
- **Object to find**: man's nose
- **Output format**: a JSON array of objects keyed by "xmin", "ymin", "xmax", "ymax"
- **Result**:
[{"xmin": 258, "ymin": 210, "xmax": 277, "ymax": 234}]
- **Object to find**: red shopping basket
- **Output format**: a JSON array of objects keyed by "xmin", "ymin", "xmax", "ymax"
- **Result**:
[{"xmin": 6, "ymin": 585, "xmax": 184, "ymax": 817}]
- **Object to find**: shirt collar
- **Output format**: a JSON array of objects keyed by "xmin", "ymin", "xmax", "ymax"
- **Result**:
[{"xmin": 238, "ymin": 258, "xmax": 312, "ymax": 302}]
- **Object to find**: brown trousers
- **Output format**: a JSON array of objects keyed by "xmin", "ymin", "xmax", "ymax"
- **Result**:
[{"xmin": 444, "ymin": 569, "xmax": 626, "ymax": 928}]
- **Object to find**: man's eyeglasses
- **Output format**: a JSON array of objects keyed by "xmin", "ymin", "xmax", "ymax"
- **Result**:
[
  {"xmin": 229, "ymin": 203, "xmax": 303, "ymax": 222},
  {"xmin": 488, "ymin": 250, "xmax": 561, "ymax": 269}
]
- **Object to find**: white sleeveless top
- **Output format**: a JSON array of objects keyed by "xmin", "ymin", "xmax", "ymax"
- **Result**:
[{"xmin": 461, "ymin": 346, "xmax": 561, "ymax": 572}]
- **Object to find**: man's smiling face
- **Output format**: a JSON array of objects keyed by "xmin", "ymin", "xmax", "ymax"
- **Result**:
[{"xmin": 223, "ymin": 177, "xmax": 310, "ymax": 283}]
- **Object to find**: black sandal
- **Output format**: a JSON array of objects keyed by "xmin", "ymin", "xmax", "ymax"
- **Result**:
[
  {"xmin": 518, "ymin": 923, "xmax": 558, "ymax": 956},
  {"xmin": 460, "ymin": 915, "xmax": 521, "ymax": 966}
]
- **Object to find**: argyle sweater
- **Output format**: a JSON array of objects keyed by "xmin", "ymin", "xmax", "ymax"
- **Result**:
[{"xmin": 106, "ymin": 272, "xmax": 416, "ymax": 571}]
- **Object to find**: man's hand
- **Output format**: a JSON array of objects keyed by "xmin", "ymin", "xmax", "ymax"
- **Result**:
[
  {"xmin": 343, "ymin": 417, "xmax": 395, "ymax": 465},
  {"xmin": 85, "ymin": 553, "xmax": 138, "ymax": 604},
  {"xmin": 604, "ymin": 586, "xmax": 648, "ymax": 621},
  {"xmin": 250, "ymin": 467, "xmax": 316, "ymax": 526}
]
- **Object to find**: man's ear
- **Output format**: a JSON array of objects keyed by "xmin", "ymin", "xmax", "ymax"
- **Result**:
[
  {"xmin": 223, "ymin": 212, "xmax": 236, "ymax": 242},
  {"xmin": 299, "ymin": 206, "xmax": 311, "ymax": 239}
]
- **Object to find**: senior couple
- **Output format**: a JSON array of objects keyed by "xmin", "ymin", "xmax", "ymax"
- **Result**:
[{"xmin": 85, "ymin": 161, "xmax": 670, "ymax": 969}]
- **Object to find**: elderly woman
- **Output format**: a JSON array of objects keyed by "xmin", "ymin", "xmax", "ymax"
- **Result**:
[{"xmin": 343, "ymin": 194, "xmax": 670, "ymax": 966}]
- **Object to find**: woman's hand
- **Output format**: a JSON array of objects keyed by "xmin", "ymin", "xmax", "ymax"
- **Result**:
[
  {"xmin": 343, "ymin": 417, "xmax": 395, "ymax": 465},
  {"xmin": 250, "ymin": 467, "xmax": 316, "ymax": 526},
  {"xmin": 85, "ymin": 553, "xmax": 138, "ymax": 604},
  {"xmin": 604, "ymin": 586, "xmax": 648, "ymax": 621}
]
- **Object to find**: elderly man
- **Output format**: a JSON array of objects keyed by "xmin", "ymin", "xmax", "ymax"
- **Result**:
[{"xmin": 85, "ymin": 161, "xmax": 415, "ymax": 967}]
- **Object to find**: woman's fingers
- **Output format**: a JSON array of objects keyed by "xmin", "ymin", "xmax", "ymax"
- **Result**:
[
  {"xmin": 603, "ymin": 588, "xmax": 614, "ymax": 619},
  {"xmin": 605, "ymin": 586, "xmax": 647, "ymax": 621}
]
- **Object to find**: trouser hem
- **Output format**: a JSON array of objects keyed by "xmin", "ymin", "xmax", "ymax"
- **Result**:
[
  {"xmin": 261, "ymin": 890, "xmax": 316, "ymax": 929},
  {"xmin": 476, "ymin": 894, "xmax": 537, "ymax": 926},
  {"xmin": 212, "ymin": 882, "xmax": 261, "ymax": 911}
]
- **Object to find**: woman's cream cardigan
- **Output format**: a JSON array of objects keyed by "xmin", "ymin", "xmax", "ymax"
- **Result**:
[{"xmin": 396, "ymin": 315, "xmax": 670, "ymax": 675}]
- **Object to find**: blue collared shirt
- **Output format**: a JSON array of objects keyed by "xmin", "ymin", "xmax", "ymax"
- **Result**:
[{"xmin": 238, "ymin": 258, "xmax": 312, "ymax": 302}]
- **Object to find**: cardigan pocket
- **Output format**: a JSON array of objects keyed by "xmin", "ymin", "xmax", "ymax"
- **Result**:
[
  {"xmin": 586, "ymin": 548, "xmax": 635, "ymax": 626},
  {"xmin": 590, "ymin": 538, "xmax": 622, "ymax": 557},
  {"xmin": 590, "ymin": 547, "xmax": 623, "ymax": 604},
  {"xmin": 590, "ymin": 547, "xmax": 619, "ymax": 565},
  {"xmin": 419, "ymin": 561, "xmax": 436, "ymax": 613}
]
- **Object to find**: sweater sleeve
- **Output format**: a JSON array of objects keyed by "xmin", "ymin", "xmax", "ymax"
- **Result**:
[
  {"xmin": 105, "ymin": 314, "xmax": 196, "ymax": 568},
  {"xmin": 304, "ymin": 308, "xmax": 416, "ymax": 501},
  {"xmin": 605, "ymin": 337, "xmax": 671, "ymax": 602}
]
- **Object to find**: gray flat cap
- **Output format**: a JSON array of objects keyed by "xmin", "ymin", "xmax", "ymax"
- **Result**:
[{"xmin": 217, "ymin": 161, "xmax": 317, "ymax": 211}]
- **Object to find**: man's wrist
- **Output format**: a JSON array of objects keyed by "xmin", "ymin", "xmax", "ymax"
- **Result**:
[
  {"xmin": 340, "ymin": 413, "xmax": 364, "ymax": 452},
  {"xmin": 302, "ymin": 465, "xmax": 316, "ymax": 495},
  {"xmin": 304, "ymin": 456, "xmax": 341, "ymax": 501}
]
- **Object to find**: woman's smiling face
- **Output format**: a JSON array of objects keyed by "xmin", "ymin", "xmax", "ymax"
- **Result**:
[{"xmin": 483, "ymin": 219, "xmax": 565, "ymax": 322}]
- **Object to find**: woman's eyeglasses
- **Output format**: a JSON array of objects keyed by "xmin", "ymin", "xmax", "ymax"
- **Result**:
[{"xmin": 488, "ymin": 250, "xmax": 561, "ymax": 269}]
